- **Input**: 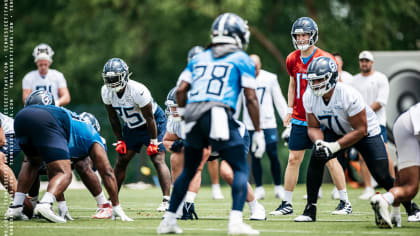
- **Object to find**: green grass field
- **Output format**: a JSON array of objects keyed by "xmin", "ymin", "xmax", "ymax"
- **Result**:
[{"xmin": 1, "ymin": 184, "xmax": 419, "ymax": 235}]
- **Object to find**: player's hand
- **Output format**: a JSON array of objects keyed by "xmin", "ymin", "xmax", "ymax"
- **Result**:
[
  {"xmin": 281, "ymin": 125, "xmax": 291, "ymax": 147},
  {"xmin": 170, "ymin": 139, "xmax": 184, "ymax": 153},
  {"xmin": 58, "ymin": 203, "xmax": 74, "ymax": 221},
  {"xmin": 314, "ymin": 140, "xmax": 340, "ymax": 160},
  {"xmin": 114, "ymin": 140, "xmax": 127, "ymax": 154},
  {"xmin": 252, "ymin": 130, "xmax": 265, "ymax": 158},
  {"xmin": 147, "ymin": 139, "xmax": 161, "ymax": 156},
  {"xmin": 283, "ymin": 113, "xmax": 292, "ymax": 127},
  {"xmin": 112, "ymin": 205, "xmax": 133, "ymax": 221}
]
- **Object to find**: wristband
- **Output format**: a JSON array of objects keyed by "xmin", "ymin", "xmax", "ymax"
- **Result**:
[{"xmin": 287, "ymin": 107, "xmax": 293, "ymax": 114}]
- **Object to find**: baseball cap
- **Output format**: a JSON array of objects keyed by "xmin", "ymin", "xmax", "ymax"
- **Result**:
[{"xmin": 359, "ymin": 50, "xmax": 374, "ymax": 61}]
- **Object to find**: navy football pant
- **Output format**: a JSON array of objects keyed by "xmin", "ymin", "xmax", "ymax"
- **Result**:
[{"xmin": 251, "ymin": 142, "xmax": 282, "ymax": 186}]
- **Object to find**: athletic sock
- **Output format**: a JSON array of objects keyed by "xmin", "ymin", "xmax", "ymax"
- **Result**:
[
  {"xmin": 40, "ymin": 192, "xmax": 56, "ymax": 204},
  {"xmin": 284, "ymin": 190, "xmax": 293, "ymax": 204},
  {"xmin": 383, "ymin": 192, "xmax": 395, "ymax": 205},
  {"xmin": 94, "ymin": 192, "xmax": 107, "ymax": 205},
  {"xmin": 185, "ymin": 191, "xmax": 197, "ymax": 203},
  {"xmin": 338, "ymin": 189, "xmax": 349, "ymax": 202},
  {"xmin": 12, "ymin": 192, "xmax": 26, "ymax": 206},
  {"xmin": 229, "ymin": 210, "xmax": 243, "ymax": 224}
]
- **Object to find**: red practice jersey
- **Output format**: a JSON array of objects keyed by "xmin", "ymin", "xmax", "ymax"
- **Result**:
[{"xmin": 286, "ymin": 48, "xmax": 336, "ymax": 122}]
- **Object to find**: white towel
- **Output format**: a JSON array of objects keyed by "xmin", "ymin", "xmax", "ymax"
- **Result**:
[
  {"xmin": 409, "ymin": 103, "xmax": 420, "ymax": 135},
  {"xmin": 183, "ymin": 121, "xmax": 196, "ymax": 139},
  {"xmin": 209, "ymin": 107, "xmax": 229, "ymax": 141}
]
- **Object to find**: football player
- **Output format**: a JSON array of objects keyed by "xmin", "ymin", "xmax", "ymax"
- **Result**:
[
  {"xmin": 22, "ymin": 43, "xmax": 70, "ymax": 106},
  {"xmin": 158, "ymin": 13, "xmax": 264, "ymax": 235},
  {"xmin": 294, "ymin": 57, "xmax": 392, "ymax": 222},
  {"xmin": 101, "ymin": 58, "xmax": 171, "ymax": 211},
  {"xmin": 164, "ymin": 87, "xmax": 265, "ymax": 221},
  {"xmin": 271, "ymin": 17, "xmax": 350, "ymax": 216},
  {"xmin": 235, "ymin": 54, "xmax": 288, "ymax": 200},
  {"xmin": 6, "ymin": 91, "xmax": 132, "ymax": 222},
  {"xmin": 371, "ymin": 102, "xmax": 420, "ymax": 228}
]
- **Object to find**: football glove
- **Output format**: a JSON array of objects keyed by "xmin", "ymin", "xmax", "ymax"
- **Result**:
[
  {"xmin": 170, "ymin": 139, "xmax": 184, "ymax": 153},
  {"xmin": 114, "ymin": 140, "xmax": 127, "ymax": 154},
  {"xmin": 281, "ymin": 125, "xmax": 291, "ymax": 147},
  {"xmin": 112, "ymin": 204, "xmax": 133, "ymax": 221},
  {"xmin": 313, "ymin": 140, "xmax": 341, "ymax": 160},
  {"xmin": 57, "ymin": 202, "xmax": 74, "ymax": 221},
  {"xmin": 147, "ymin": 139, "xmax": 161, "ymax": 156},
  {"xmin": 252, "ymin": 130, "xmax": 266, "ymax": 158}
]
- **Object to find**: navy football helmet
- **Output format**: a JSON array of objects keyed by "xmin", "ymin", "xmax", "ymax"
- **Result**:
[
  {"xmin": 80, "ymin": 112, "xmax": 101, "ymax": 133},
  {"xmin": 187, "ymin": 46, "xmax": 204, "ymax": 63},
  {"xmin": 24, "ymin": 90, "xmax": 55, "ymax": 106},
  {"xmin": 211, "ymin": 13, "xmax": 250, "ymax": 49},
  {"xmin": 165, "ymin": 87, "xmax": 178, "ymax": 117},
  {"xmin": 102, "ymin": 58, "xmax": 131, "ymax": 92},
  {"xmin": 291, "ymin": 17, "xmax": 318, "ymax": 51},
  {"xmin": 307, "ymin": 57, "xmax": 338, "ymax": 96}
]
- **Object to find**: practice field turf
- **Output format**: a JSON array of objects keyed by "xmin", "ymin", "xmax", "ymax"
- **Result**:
[{"xmin": 1, "ymin": 184, "xmax": 419, "ymax": 235}]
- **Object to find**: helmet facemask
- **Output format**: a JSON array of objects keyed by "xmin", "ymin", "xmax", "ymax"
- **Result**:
[
  {"xmin": 103, "ymin": 71, "xmax": 130, "ymax": 92},
  {"xmin": 292, "ymin": 31, "xmax": 316, "ymax": 51},
  {"xmin": 165, "ymin": 100, "xmax": 180, "ymax": 118},
  {"xmin": 308, "ymin": 72, "xmax": 334, "ymax": 96}
]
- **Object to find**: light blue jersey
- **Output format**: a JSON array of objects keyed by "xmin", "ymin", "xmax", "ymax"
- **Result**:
[{"xmin": 179, "ymin": 49, "xmax": 256, "ymax": 111}]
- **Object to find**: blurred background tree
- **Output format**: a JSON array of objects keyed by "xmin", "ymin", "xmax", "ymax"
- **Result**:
[{"xmin": 2, "ymin": 0, "xmax": 420, "ymax": 185}]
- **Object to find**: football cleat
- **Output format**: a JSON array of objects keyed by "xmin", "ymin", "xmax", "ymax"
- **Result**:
[
  {"xmin": 212, "ymin": 186, "xmax": 225, "ymax": 200},
  {"xmin": 92, "ymin": 202, "xmax": 113, "ymax": 219},
  {"xmin": 331, "ymin": 200, "xmax": 352, "ymax": 215},
  {"xmin": 250, "ymin": 202, "xmax": 266, "ymax": 221},
  {"xmin": 274, "ymin": 186, "xmax": 285, "ymax": 200},
  {"xmin": 181, "ymin": 202, "xmax": 198, "ymax": 220},
  {"xmin": 228, "ymin": 222, "xmax": 260, "ymax": 235},
  {"xmin": 359, "ymin": 187, "xmax": 375, "ymax": 200},
  {"xmin": 294, "ymin": 204, "xmax": 316, "ymax": 222},
  {"xmin": 5, "ymin": 205, "xmax": 29, "ymax": 221},
  {"xmin": 407, "ymin": 202, "xmax": 420, "ymax": 222},
  {"xmin": 408, "ymin": 212, "xmax": 420, "ymax": 222},
  {"xmin": 391, "ymin": 213, "xmax": 402, "ymax": 228},
  {"xmin": 270, "ymin": 201, "xmax": 293, "ymax": 216},
  {"xmin": 254, "ymin": 187, "xmax": 265, "ymax": 201},
  {"xmin": 34, "ymin": 202, "xmax": 66, "ymax": 223},
  {"xmin": 370, "ymin": 194, "xmax": 392, "ymax": 228},
  {"xmin": 157, "ymin": 219, "xmax": 183, "ymax": 234},
  {"xmin": 157, "ymin": 199, "xmax": 170, "ymax": 212}
]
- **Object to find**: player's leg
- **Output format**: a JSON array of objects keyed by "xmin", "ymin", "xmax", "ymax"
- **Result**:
[
  {"xmin": 170, "ymin": 152, "xmax": 184, "ymax": 182},
  {"xmin": 266, "ymin": 142, "xmax": 283, "ymax": 199},
  {"xmin": 208, "ymin": 159, "xmax": 224, "ymax": 199},
  {"xmin": 359, "ymin": 154, "xmax": 375, "ymax": 199},
  {"xmin": 113, "ymin": 150, "xmax": 136, "ymax": 192},
  {"xmin": 150, "ymin": 151, "xmax": 171, "ymax": 196},
  {"xmin": 0, "ymin": 152, "xmax": 17, "ymax": 195},
  {"xmin": 326, "ymin": 157, "xmax": 352, "ymax": 215},
  {"xmin": 249, "ymin": 129, "xmax": 264, "ymax": 200}
]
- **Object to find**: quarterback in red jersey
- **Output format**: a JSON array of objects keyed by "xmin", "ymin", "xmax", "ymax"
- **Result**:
[{"xmin": 270, "ymin": 17, "xmax": 350, "ymax": 219}]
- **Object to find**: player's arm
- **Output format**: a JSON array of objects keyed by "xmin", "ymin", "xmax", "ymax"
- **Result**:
[
  {"xmin": 306, "ymin": 112, "xmax": 324, "ymax": 142},
  {"xmin": 105, "ymin": 104, "xmax": 123, "ymax": 140},
  {"xmin": 141, "ymin": 103, "xmax": 157, "ymax": 140},
  {"xmin": 176, "ymin": 81, "xmax": 190, "ymax": 110},
  {"xmin": 56, "ymin": 88, "xmax": 71, "ymax": 106},
  {"xmin": 337, "ymin": 109, "xmax": 368, "ymax": 149},
  {"xmin": 272, "ymin": 77, "xmax": 288, "ymax": 123},
  {"xmin": 22, "ymin": 89, "xmax": 32, "ymax": 104},
  {"xmin": 163, "ymin": 132, "xmax": 183, "ymax": 153},
  {"xmin": 284, "ymin": 76, "xmax": 295, "ymax": 126},
  {"xmin": 244, "ymin": 87, "xmax": 261, "ymax": 131},
  {"xmin": 0, "ymin": 126, "xmax": 6, "ymax": 147},
  {"xmin": 371, "ymin": 76, "xmax": 389, "ymax": 112}
]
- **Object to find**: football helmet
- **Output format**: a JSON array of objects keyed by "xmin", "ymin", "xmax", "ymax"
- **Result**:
[
  {"xmin": 187, "ymin": 46, "xmax": 204, "ymax": 63},
  {"xmin": 291, "ymin": 17, "xmax": 318, "ymax": 51},
  {"xmin": 211, "ymin": 13, "xmax": 250, "ymax": 49},
  {"xmin": 307, "ymin": 57, "xmax": 338, "ymax": 96},
  {"xmin": 80, "ymin": 112, "xmax": 101, "ymax": 133},
  {"xmin": 24, "ymin": 90, "xmax": 55, "ymax": 106},
  {"xmin": 102, "ymin": 58, "xmax": 131, "ymax": 92},
  {"xmin": 33, "ymin": 43, "xmax": 54, "ymax": 63},
  {"xmin": 165, "ymin": 87, "xmax": 178, "ymax": 117}
]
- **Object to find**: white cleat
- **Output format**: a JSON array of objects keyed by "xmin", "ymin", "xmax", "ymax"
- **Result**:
[
  {"xmin": 359, "ymin": 187, "xmax": 375, "ymax": 200},
  {"xmin": 5, "ymin": 205, "xmax": 29, "ymax": 221},
  {"xmin": 331, "ymin": 200, "xmax": 352, "ymax": 215},
  {"xmin": 408, "ymin": 212, "xmax": 420, "ymax": 222},
  {"xmin": 157, "ymin": 219, "xmax": 183, "ymax": 234},
  {"xmin": 254, "ymin": 187, "xmax": 265, "ymax": 201},
  {"xmin": 294, "ymin": 215, "xmax": 314, "ymax": 222},
  {"xmin": 212, "ymin": 186, "xmax": 225, "ymax": 200},
  {"xmin": 370, "ymin": 194, "xmax": 392, "ymax": 228},
  {"xmin": 391, "ymin": 213, "xmax": 402, "ymax": 228},
  {"xmin": 274, "ymin": 186, "xmax": 285, "ymax": 199},
  {"xmin": 228, "ymin": 222, "xmax": 260, "ymax": 235},
  {"xmin": 250, "ymin": 202, "xmax": 266, "ymax": 221},
  {"xmin": 34, "ymin": 203, "xmax": 66, "ymax": 223},
  {"xmin": 93, "ymin": 202, "xmax": 113, "ymax": 219},
  {"xmin": 157, "ymin": 200, "xmax": 170, "ymax": 212}
]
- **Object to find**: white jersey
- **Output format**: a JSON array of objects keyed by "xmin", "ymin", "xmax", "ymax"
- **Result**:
[
  {"xmin": 409, "ymin": 102, "xmax": 420, "ymax": 136},
  {"xmin": 339, "ymin": 70, "xmax": 353, "ymax": 83},
  {"xmin": 166, "ymin": 117, "xmax": 184, "ymax": 138},
  {"xmin": 235, "ymin": 70, "xmax": 287, "ymax": 130},
  {"xmin": 0, "ymin": 112, "xmax": 14, "ymax": 135},
  {"xmin": 22, "ymin": 69, "xmax": 67, "ymax": 101},
  {"xmin": 303, "ymin": 83, "xmax": 381, "ymax": 137},
  {"xmin": 344, "ymin": 71, "xmax": 389, "ymax": 126},
  {"xmin": 101, "ymin": 80, "xmax": 157, "ymax": 129}
]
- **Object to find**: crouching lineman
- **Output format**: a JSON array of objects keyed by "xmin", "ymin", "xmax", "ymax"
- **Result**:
[
  {"xmin": 5, "ymin": 90, "xmax": 131, "ymax": 222},
  {"xmin": 371, "ymin": 102, "xmax": 420, "ymax": 228},
  {"xmin": 295, "ymin": 56, "xmax": 391, "ymax": 222},
  {"xmin": 164, "ymin": 87, "xmax": 266, "ymax": 220},
  {"xmin": 101, "ymin": 58, "xmax": 172, "ymax": 211},
  {"xmin": 158, "ymin": 13, "xmax": 265, "ymax": 235}
]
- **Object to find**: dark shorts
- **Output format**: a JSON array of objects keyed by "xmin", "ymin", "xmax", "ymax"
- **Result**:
[
  {"xmin": 0, "ymin": 134, "xmax": 22, "ymax": 164},
  {"xmin": 185, "ymin": 109, "xmax": 244, "ymax": 152},
  {"xmin": 380, "ymin": 125, "xmax": 388, "ymax": 143},
  {"xmin": 288, "ymin": 124, "xmax": 313, "ymax": 151},
  {"xmin": 14, "ymin": 107, "xmax": 70, "ymax": 163},
  {"xmin": 122, "ymin": 106, "xmax": 166, "ymax": 153},
  {"xmin": 249, "ymin": 128, "xmax": 278, "ymax": 145}
]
